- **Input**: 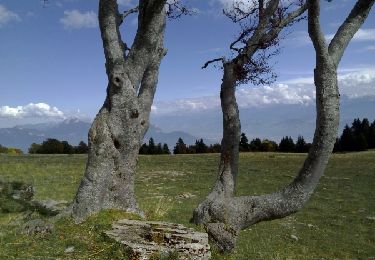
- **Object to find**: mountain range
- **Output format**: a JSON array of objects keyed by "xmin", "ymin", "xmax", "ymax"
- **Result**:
[{"xmin": 1, "ymin": 96, "xmax": 374, "ymax": 153}]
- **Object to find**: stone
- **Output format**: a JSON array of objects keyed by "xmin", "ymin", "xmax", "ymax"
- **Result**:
[
  {"xmin": 32, "ymin": 199, "xmax": 69, "ymax": 215},
  {"xmin": 366, "ymin": 216, "xmax": 375, "ymax": 221},
  {"xmin": 23, "ymin": 219, "xmax": 54, "ymax": 234},
  {"xmin": 105, "ymin": 219, "xmax": 211, "ymax": 259},
  {"xmin": 64, "ymin": 246, "xmax": 75, "ymax": 253},
  {"xmin": 290, "ymin": 234, "xmax": 299, "ymax": 241}
]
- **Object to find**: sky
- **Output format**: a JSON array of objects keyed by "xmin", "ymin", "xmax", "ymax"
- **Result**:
[{"xmin": 0, "ymin": 0, "xmax": 374, "ymax": 128}]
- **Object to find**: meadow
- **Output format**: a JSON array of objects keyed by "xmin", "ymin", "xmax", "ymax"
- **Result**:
[{"xmin": 0, "ymin": 152, "xmax": 374, "ymax": 259}]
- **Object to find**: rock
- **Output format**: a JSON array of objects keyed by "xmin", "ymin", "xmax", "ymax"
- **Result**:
[
  {"xmin": 64, "ymin": 246, "xmax": 75, "ymax": 253},
  {"xmin": 176, "ymin": 193, "xmax": 196, "ymax": 199},
  {"xmin": 366, "ymin": 216, "xmax": 375, "ymax": 221},
  {"xmin": 32, "ymin": 199, "xmax": 69, "ymax": 216},
  {"xmin": 23, "ymin": 218, "xmax": 54, "ymax": 234},
  {"xmin": 290, "ymin": 234, "xmax": 299, "ymax": 241},
  {"xmin": 105, "ymin": 219, "xmax": 211, "ymax": 259},
  {"xmin": 307, "ymin": 224, "xmax": 314, "ymax": 228}
]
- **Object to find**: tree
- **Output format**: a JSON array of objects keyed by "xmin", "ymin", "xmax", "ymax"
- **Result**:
[
  {"xmin": 195, "ymin": 139, "xmax": 208, "ymax": 153},
  {"xmin": 340, "ymin": 124, "xmax": 355, "ymax": 151},
  {"xmin": 173, "ymin": 137, "xmax": 188, "ymax": 154},
  {"xmin": 72, "ymin": 0, "xmax": 169, "ymax": 223},
  {"xmin": 260, "ymin": 139, "xmax": 278, "ymax": 152},
  {"xmin": 62, "ymin": 141, "xmax": 74, "ymax": 154},
  {"xmin": 249, "ymin": 138, "xmax": 262, "ymax": 151},
  {"xmin": 278, "ymin": 136, "xmax": 296, "ymax": 152},
  {"xmin": 162, "ymin": 143, "xmax": 170, "ymax": 154},
  {"xmin": 295, "ymin": 136, "xmax": 309, "ymax": 153},
  {"xmin": 148, "ymin": 138, "xmax": 156, "ymax": 155},
  {"xmin": 369, "ymin": 120, "xmax": 375, "ymax": 149},
  {"xmin": 192, "ymin": 0, "xmax": 374, "ymax": 252},
  {"xmin": 239, "ymin": 133, "xmax": 249, "ymax": 151},
  {"xmin": 75, "ymin": 141, "xmax": 89, "ymax": 154},
  {"xmin": 38, "ymin": 139, "xmax": 64, "ymax": 154}
]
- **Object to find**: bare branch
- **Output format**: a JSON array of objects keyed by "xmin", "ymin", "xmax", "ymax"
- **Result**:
[
  {"xmin": 119, "ymin": 6, "xmax": 139, "ymax": 25},
  {"xmin": 166, "ymin": 0, "xmax": 196, "ymax": 20},
  {"xmin": 202, "ymin": 57, "xmax": 225, "ymax": 69},
  {"xmin": 328, "ymin": 0, "xmax": 374, "ymax": 66}
]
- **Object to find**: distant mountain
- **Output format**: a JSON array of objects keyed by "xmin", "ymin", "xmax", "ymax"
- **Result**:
[
  {"xmin": 150, "ymin": 96, "xmax": 375, "ymax": 143},
  {"xmin": 144, "ymin": 125, "xmax": 199, "ymax": 150},
  {"xmin": 1, "ymin": 96, "xmax": 374, "ymax": 152},
  {"xmin": 0, "ymin": 119, "xmax": 198, "ymax": 153},
  {"xmin": 0, "ymin": 119, "xmax": 91, "ymax": 152}
]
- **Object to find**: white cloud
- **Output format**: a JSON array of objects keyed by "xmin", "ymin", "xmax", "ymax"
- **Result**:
[
  {"xmin": 0, "ymin": 5, "xmax": 21, "ymax": 27},
  {"xmin": 60, "ymin": 10, "xmax": 98, "ymax": 29},
  {"xmin": 152, "ymin": 68, "xmax": 375, "ymax": 115},
  {"xmin": 0, "ymin": 103, "xmax": 65, "ymax": 119}
]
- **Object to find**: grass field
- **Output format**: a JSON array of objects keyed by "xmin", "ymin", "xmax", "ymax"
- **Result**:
[{"xmin": 0, "ymin": 152, "xmax": 374, "ymax": 259}]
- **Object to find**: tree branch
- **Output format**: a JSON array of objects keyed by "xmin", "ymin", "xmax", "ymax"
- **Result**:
[
  {"xmin": 328, "ymin": 0, "xmax": 374, "ymax": 66},
  {"xmin": 307, "ymin": 0, "xmax": 328, "ymax": 59},
  {"xmin": 119, "ymin": 6, "xmax": 139, "ymax": 25},
  {"xmin": 202, "ymin": 57, "xmax": 225, "ymax": 69},
  {"xmin": 99, "ymin": 0, "xmax": 126, "ymax": 74}
]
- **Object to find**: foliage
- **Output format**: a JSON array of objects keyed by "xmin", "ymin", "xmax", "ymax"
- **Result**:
[
  {"xmin": 173, "ymin": 138, "xmax": 189, "ymax": 154},
  {"xmin": 278, "ymin": 136, "xmax": 296, "ymax": 153},
  {"xmin": 139, "ymin": 138, "xmax": 170, "ymax": 155},
  {"xmin": 335, "ymin": 118, "xmax": 375, "ymax": 152},
  {"xmin": 0, "ymin": 144, "xmax": 23, "ymax": 155},
  {"xmin": 28, "ymin": 139, "xmax": 88, "ymax": 154}
]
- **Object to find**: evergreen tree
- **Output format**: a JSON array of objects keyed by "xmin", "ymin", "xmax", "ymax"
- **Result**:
[
  {"xmin": 355, "ymin": 133, "xmax": 368, "ymax": 151},
  {"xmin": 156, "ymin": 143, "xmax": 163, "ymax": 154},
  {"xmin": 195, "ymin": 139, "xmax": 208, "ymax": 153},
  {"xmin": 148, "ymin": 138, "xmax": 156, "ymax": 155},
  {"xmin": 278, "ymin": 136, "xmax": 295, "ymax": 152},
  {"xmin": 340, "ymin": 124, "xmax": 355, "ymax": 151},
  {"xmin": 239, "ymin": 133, "xmax": 249, "ymax": 152},
  {"xmin": 333, "ymin": 138, "xmax": 341, "ymax": 153},
  {"xmin": 368, "ymin": 120, "xmax": 375, "ymax": 149},
  {"xmin": 162, "ymin": 144, "xmax": 170, "ymax": 154},
  {"xmin": 249, "ymin": 138, "xmax": 262, "ymax": 151},
  {"xmin": 207, "ymin": 143, "xmax": 221, "ymax": 153},
  {"xmin": 173, "ymin": 138, "xmax": 188, "ymax": 154},
  {"xmin": 295, "ymin": 136, "xmax": 309, "ymax": 153},
  {"xmin": 139, "ymin": 143, "xmax": 148, "ymax": 154}
]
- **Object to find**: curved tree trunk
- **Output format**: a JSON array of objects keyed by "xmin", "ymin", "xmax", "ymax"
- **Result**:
[
  {"xmin": 193, "ymin": 0, "xmax": 373, "ymax": 252},
  {"xmin": 72, "ymin": 0, "xmax": 167, "ymax": 223}
]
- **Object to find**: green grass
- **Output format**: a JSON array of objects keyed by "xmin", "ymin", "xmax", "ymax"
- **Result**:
[{"xmin": 0, "ymin": 152, "xmax": 374, "ymax": 259}]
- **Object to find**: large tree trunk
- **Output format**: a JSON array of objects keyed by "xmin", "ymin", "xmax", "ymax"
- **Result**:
[
  {"xmin": 72, "ymin": 0, "xmax": 167, "ymax": 223},
  {"xmin": 192, "ymin": 0, "xmax": 373, "ymax": 252}
]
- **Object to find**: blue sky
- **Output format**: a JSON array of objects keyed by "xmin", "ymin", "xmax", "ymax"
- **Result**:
[{"xmin": 0, "ymin": 0, "xmax": 374, "ymax": 128}]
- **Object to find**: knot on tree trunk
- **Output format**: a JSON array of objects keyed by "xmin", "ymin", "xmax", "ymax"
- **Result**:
[{"xmin": 110, "ymin": 73, "xmax": 125, "ymax": 87}]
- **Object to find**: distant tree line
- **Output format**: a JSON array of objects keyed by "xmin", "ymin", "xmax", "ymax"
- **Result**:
[
  {"xmin": 168, "ymin": 118, "xmax": 375, "ymax": 155},
  {"xmin": 28, "ymin": 139, "xmax": 89, "ymax": 154},
  {"xmin": 139, "ymin": 138, "xmax": 170, "ymax": 155},
  {"xmin": 173, "ymin": 138, "xmax": 221, "ymax": 154},
  {"xmin": 334, "ymin": 118, "xmax": 375, "ymax": 152},
  {"xmin": 0, "ymin": 144, "xmax": 23, "ymax": 155},
  {"xmin": 24, "ymin": 118, "xmax": 375, "ymax": 155}
]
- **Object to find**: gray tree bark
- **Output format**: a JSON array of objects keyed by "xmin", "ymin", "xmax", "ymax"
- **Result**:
[
  {"xmin": 192, "ymin": 0, "xmax": 374, "ymax": 252},
  {"xmin": 72, "ymin": 0, "xmax": 167, "ymax": 223}
]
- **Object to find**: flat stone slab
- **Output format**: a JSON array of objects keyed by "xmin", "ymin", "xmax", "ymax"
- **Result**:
[{"xmin": 105, "ymin": 219, "xmax": 211, "ymax": 259}]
